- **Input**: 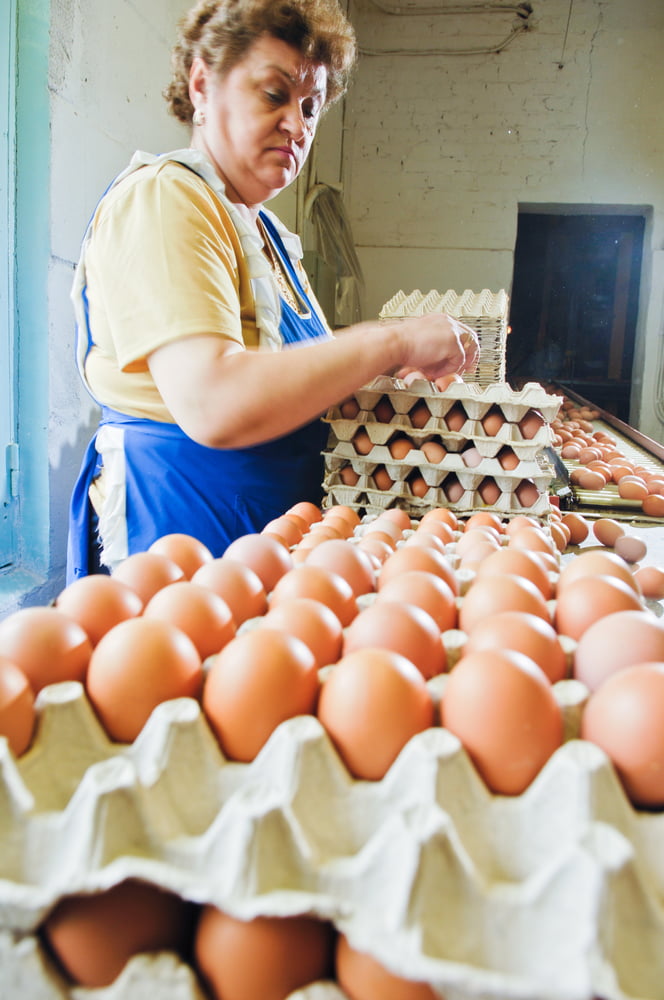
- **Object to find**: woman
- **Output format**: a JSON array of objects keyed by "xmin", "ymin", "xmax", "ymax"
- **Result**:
[{"xmin": 67, "ymin": 0, "xmax": 479, "ymax": 581}]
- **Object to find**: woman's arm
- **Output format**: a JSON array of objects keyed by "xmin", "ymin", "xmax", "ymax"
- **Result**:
[{"xmin": 147, "ymin": 312, "xmax": 479, "ymax": 448}]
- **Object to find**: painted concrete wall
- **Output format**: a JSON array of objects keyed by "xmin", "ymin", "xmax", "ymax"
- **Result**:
[{"xmin": 340, "ymin": 0, "xmax": 664, "ymax": 440}]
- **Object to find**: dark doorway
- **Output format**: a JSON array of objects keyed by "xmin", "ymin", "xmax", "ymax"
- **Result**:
[{"xmin": 507, "ymin": 211, "xmax": 645, "ymax": 422}]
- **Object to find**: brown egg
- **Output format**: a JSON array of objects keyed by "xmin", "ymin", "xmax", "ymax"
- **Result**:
[
  {"xmin": 376, "ymin": 570, "xmax": 457, "ymax": 632},
  {"xmin": 304, "ymin": 539, "xmax": 376, "ymax": 597},
  {"xmin": 441, "ymin": 649, "xmax": 563, "ymax": 795},
  {"xmin": 269, "ymin": 564, "xmax": 358, "ymax": 626},
  {"xmin": 617, "ymin": 475, "xmax": 648, "ymax": 502},
  {"xmin": 379, "ymin": 545, "xmax": 458, "ymax": 597},
  {"xmin": 409, "ymin": 400, "xmax": 431, "ymax": 429},
  {"xmin": 518, "ymin": 409, "xmax": 545, "ymax": 440},
  {"xmin": 148, "ymin": 533, "xmax": 214, "ymax": 579},
  {"xmin": 614, "ymin": 534, "xmax": 648, "ymax": 565},
  {"xmin": 462, "ymin": 610, "xmax": 567, "ymax": 684},
  {"xmin": 317, "ymin": 648, "xmax": 435, "ymax": 780},
  {"xmin": 556, "ymin": 549, "xmax": 639, "ymax": 596},
  {"xmin": 191, "ymin": 558, "xmax": 267, "ymax": 626},
  {"xmin": 573, "ymin": 609, "xmax": 664, "ymax": 690},
  {"xmin": 143, "ymin": 581, "xmax": 236, "ymax": 660},
  {"xmin": 324, "ymin": 504, "xmax": 362, "ymax": 531},
  {"xmin": 195, "ymin": 909, "xmax": 335, "ymax": 1000},
  {"xmin": 481, "ymin": 406, "xmax": 505, "ymax": 437},
  {"xmin": 642, "ymin": 493, "xmax": 664, "ymax": 517},
  {"xmin": 420, "ymin": 506, "xmax": 458, "ymax": 531},
  {"xmin": 285, "ymin": 500, "xmax": 323, "ymax": 526},
  {"xmin": 459, "ymin": 574, "xmax": 551, "ymax": 634},
  {"xmin": 444, "ymin": 402, "xmax": 467, "ymax": 432},
  {"xmin": 459, "ymin": 539, "xmax": 502, "ymax": 570},
  {"xmin": 403, "ymin": 530, "xmax": 447, "ymax": 556},
  {"xmin": 352, "ymin": 428, "xmax": 374, "ymax": 456},
  {"xmin": 633, "ymin": 565, "xmax": 664, "ymax": 600},
  {"xmin": 570, "ymin": 468, "xmax": 607, "ymax": 492},
  {"xmin": 379, "ymin": 508, "xmax": 412, "ymax": 534},
  {"xmin": 421, "ymin": 439, "xmax": 446, "ymax": 464},
  {"xmin": 202, "ymin": 628, "xmax": 318, "ymax": 761},
  {"xmin": 408, "ymin": 473, "xmax": 430, "ymax": 499},
  {"xmin": 55, "ymin": 575, "xmax": 143, "ymax": 646},
  {"xmin": 443, "ymin": 476, "xmax": 465, "ymax": 503},
  {"xmin": 504, "ymin": 514, "xmax": 540, "ymax": 538},
  {"xmin": 0, "ymin": 607, "xmax": 92, "ymax": 694},
  {"xmin": 388, "ymin": 433, "xmax": 415, "ymax": 460},
  {"xmin": 373, "ymin": 465, "xmax": 395, "ymax": 491},
  {"xmin": 339, "ymin": 465, "xmax": 361, "ymax": 487},
  {"xmin": 339, "ymin": 396, "xmax": 360, "ymax": 419},
  {"xmin": 415, "ymin": 517, "xmax": 454, "ymax": 545},
  {"xmin": 562, "ymin": 511, "xmax": 590, "ymax": 545},
  {"xmin": 356, "ymin": 535, "xmax": 394, "ymax": 566},
  {"xmin": 336, "ymin": 933, "xmax": 438, "ymax": 1000},
  {"xmin": 554, "ymin": 575, "xmax": 643, "ymax": 641},
  {"xmin": 41, "ymin": 879, "xmax": 194, "ymax": 988},
  {"xmin": 0, "ymin": 657, "xmax": 35, "ymax": 756},
  {"xmin": 592, "ymin": 517, "xmax": 624, "ymax": 547},
  {"xmin": 475, "ymin": 547, "xmax": 553, "ymax": 600},
  {"xmin": 261, "ymin": 514, "xmax": 305, "ymax": 549},
  {"xmin": 507, "ymin": 525, "xmax": 557, "ymax": 557},
  {"xmin": 497, "ymin": 446, "xmax": 520, "ymax": 470},
  {"xmin": 112, "ymin": 551, "xmax": 186, "ymax": 604},
  {"xmin": 478, "ymin": 477, "xmax": 501, "ymax": 505},
  {"xmin": 259, "ymin": 596, "xmax": 343, "ymax": 669},
  {"xmin": 374, "ymin": 395, "xmax": 395, "ymax": 423},
  {"xmin": 343, "ymin": 600, "xmax": 446, "ymax": 680},
  {"xmin": 455, "ymin": 526, "xmax": 501, "ymax": 559},
  {"xmin": 86, "ymin": 618, "xmax": 203, "ymax": 743},
  {"xmin": 515, "ymin": 479, "xmax": 541, "ymax": 508},
  {"xmin": 581, "ymin": 662, "xmax": 664, "ymax": 808},
  {"xmin": 222, "ymin": 533, "xmax": 293, "ymax": 594},
  {"xmin": 434, "ymin": 371, "xmax": 463, "ymax": 391}
]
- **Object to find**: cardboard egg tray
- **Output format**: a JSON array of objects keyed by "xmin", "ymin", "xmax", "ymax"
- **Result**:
[
  {"xmin": 378, "ymin": 291, "xmax": 509, "ymax": 387},
  {"xmin": 2, "ymin": 674, "xmax": 664, "ymax": 1000},
  {"xmin": 322, "ymin": 379, "xmax": 561, "ymax": 520}
]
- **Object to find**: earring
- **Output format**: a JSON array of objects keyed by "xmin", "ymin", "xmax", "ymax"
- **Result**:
[{"xmin": 193, "ymin": 108, "xmax": 206, "ymax": 126}]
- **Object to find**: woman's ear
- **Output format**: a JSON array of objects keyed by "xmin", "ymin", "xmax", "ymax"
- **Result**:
[{"xmin": 189, "ymin": 56, "xmax": 209, "ymax": 111}]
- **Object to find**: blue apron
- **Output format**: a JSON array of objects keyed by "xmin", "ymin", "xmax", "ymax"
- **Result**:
[{"xmin": 67, "ymin": 192, "xmax": 330, "ymax": 582}]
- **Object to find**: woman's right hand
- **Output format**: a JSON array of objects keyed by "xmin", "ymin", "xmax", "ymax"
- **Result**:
[{"xmin": 390, "ymin": 312, "xmax": 480, "ymax": 383}]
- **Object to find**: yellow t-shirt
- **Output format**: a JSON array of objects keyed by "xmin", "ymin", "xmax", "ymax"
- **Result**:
[{"xmin": 83, "ymin": 159, "xmax": 259, "ymax": 422}]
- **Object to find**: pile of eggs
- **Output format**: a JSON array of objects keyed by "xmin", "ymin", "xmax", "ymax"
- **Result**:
[
  {"xmin": 1, "ymin": 501, "xmax": 664, "ymax": 998},
  {"xmin": 322, "ymin": 378, "xmax": 560, "ymax": 519},
  {"xmin": 550, "ymin": 397, "xmax": 664, "ymax": 517}
]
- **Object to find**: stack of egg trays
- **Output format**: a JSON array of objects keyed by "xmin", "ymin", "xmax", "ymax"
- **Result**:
[
  {"xmin": 322, "ymin": 377, "xmax": 562, "ymax": 519},
  {"xmin": 3, "ymin": 678, "xmax": 664, "ymax": 1000},
  {"xmin": 378, "ymin": 289, "xmax": 509, "ymax": 387}
]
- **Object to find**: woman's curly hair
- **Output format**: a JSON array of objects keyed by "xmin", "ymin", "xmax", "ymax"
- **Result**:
[{"xmin": 164, "ymin": 0, "xmax": 357, "ymax": 124}]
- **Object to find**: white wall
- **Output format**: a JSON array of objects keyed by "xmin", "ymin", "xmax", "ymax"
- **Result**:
[
  {"xmin": 341, "ymin": 0, "xmax": 664, "ymax": 440},
  {"xmin": 44, "ymin": 0, "xmax": 189, "ymax": 600}
]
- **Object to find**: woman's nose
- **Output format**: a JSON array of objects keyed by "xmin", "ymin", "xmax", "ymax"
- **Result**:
[{"xmin": 280, "ymin": 101, "xmax": 307, "ymax": 140}]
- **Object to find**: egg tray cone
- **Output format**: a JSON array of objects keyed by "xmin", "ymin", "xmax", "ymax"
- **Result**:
[{"xmin": 2, "ymin": 680, "xmax": 664, "ymax": 1000}]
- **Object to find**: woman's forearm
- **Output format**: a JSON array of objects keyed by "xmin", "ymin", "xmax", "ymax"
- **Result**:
[{"xmin": 148, "ymin": 313, "xmax": 479, "ymax": 449}]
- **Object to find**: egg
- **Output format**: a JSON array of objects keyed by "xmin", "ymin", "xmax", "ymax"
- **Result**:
[
  {"xmin": 352, "ymin": 427, "xmax": 374, "ymax": 456},
  {"xmin": 191, "ymin": 558, "xmax": 267, "ymax": 625},
  {"xmin": 573, "ymin": 609, "xmax": 664, "ymax": 690},
  {"xmin": 222, "ymin": 533, "xmax": 293, "ymax": 594},
  {"xmin": 324, "ymin": 504, "xmax": 362, "ymax": 531},
  {"xmin": 285, "ymin": 500, "xmax": 323, "ymax": 526},
  {"xmin": 195, "ymin": 909, "xmax": 335, "ymax": 1000},
  {"xmin": 403, "ymin": 529, "xmax": 447, "ymax": 556},
  {"xmin": 507, "ymin": 525, "xmax": 557, "ymax": 557},
  {"xmin": 462, "ymin": 610, "xmax": 567, "ymax": 684},
  {"xmin": 86, "ymin": 618, "xmax": 203, "ymax": 743},
  {"xmin": 0, "ymin": 656, "xmax": 36, "ymax": 756},
  {"xmin": 556, "ymin": 549, "xmax": 639, "ymax": 596},
  {"xmin": 356, "ymin": 535, "xmax": 394, "ymax": 566},
  {"xmin": 143, "ymin": 581, "xmax": 236, "ymax": 660},
  {"xmin": 443, "ymin": 476, "xmax": 465, "ymax": 503},
  {"xmin": 388, "ymin": 433, "xmax": 415, "ymax": 460},
  {"xmin": 408, "ymin": 473, "xmax": 429, "ymax": 499},
  {"xmin": 202, "ymin": 628, "xmax": 319, "ymax": 761},
  {"xmin": 481, "ymin": 406, "xmax": 505, "ymax": 436},
  {"xmin": 570, "ymin": 468, "xmax": 607, "ymax": 492},
  {"xmin": 374, "ymin": 395, "xmax": 395, "ymax": 423},
  {"xmin": 497, "ymin": 446, "xmax": 520, "ymax": 470},
  {"xmin": 336, "ymin": 934, "xmax": 437, "ymax": 1000},
  {"xmin": 478, "ymin": 477, "xmax": 501, "ymax": 505},
  {"xmin": 258, "ymin": 596, "xmax": 343, "ymax": 669},
  {"xmin": 614, "ymin": 534, "xmax": 648, "ymax": 565},
  {"xmin": 419, "ymin": 506, "xmax": 458, "ymax": 532},
  {"xmin": 148, "ymin": 532, "xmax": 214, "ymax": 579},
  {"xmin": 441, "ymin": 649, "xmax": 564, "ymax": 795},
  {"xmin": 592, "ymin": 517, "xmax": 625, "ymax": 547},
  {"xmin": 554, "ymin": 575, "xmax": 643, "ymax": 641},
  {"xmin": 421, "ymin": 439, "xmax": 446, "ymax": 464},
  {"xmin": 304, "ymin": 539, "xmax": 376, "ymax": 597},
  {"xmin": 633, "ymin": 565, "xmax": 664, "ymax": 600},
  {"xmin": 617, "ymin": 475, "xmax": 649, "ymax": 502},
  {"xmin": 378, "ymin": 545, "xmax": 458, "ymax": 597},
  {"xmin": 112, "ymin": 551, "xmax": 186, "ymax": 604},
  {"xmin": 444, "ymin": 402, "xmax": 467, "ymax": 432},
  {"xmin": 379, "ymin": 508, "xmax": 413, "ymax": 533},
  {"xmin": 414, "ymin": 517, "xmax": 454, "ymax": 545},
  {"xmin": 54, "ymin": 575, "xmax": 143, "ymax": 647},
  {"xmin": 581, "ymin": 662, "xmax": 664, "ymax": 809},
  {"xmin": 262, "ymin": 514, "xmax": 306, "ymax": 549},
  {"xmin": 317, "ymin": 648, "xmax": 435, "ymax": 780},
  {"xmin": 40, "ymin": 879, "xmax": 195, "ymax": 988},
  {"xmin": 459, "ymin": 574, "xmax": 551, "ymax": 635},
  {"xmin": 373, "ymin": 465, "xmax": 395, "ymax": 491},
  {"xmin": 515, "ymin": 479, "xmax": 541, "ymax": 508},
  {"xmin": 409, "ymin": 400, "xmax": 431, "ymax": 429},
  {"xmin": 475, "ymin": 546, "xmax": 553, "ymax": 600},
  {"xmin": 343, "ymin": 600, "xmax": 446, "ymax": 680},
  {"xmin": 642, "ymin": 493, "xmax": 664, "ymax": 517},
  {"xmin": 376, "ymin": 570, "xmax": 457, "ymax": 632},
  {"xmin": 269, "ymin": 564, "xmax": 358, "ymax": 626},
  {"xmin": 0, "ymin": 607, "xmax": 92, "ymax": 694}
]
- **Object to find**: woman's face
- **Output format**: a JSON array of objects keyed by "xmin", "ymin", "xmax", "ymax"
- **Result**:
[{"xmin": 190, "ymin": 35, "xmax": 328, "ymax": 209}]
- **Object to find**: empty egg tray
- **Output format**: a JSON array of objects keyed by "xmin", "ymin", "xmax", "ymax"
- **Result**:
[{"xmin": 2, "ymin": 677, "xmax": 664, "ymax": 1000}]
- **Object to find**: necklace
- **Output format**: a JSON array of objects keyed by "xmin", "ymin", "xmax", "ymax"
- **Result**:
[{"xmin": 257, "ymin": 219, "xmax": 309, "ymax": 317}]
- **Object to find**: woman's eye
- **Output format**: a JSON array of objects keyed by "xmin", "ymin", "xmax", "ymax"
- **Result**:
[{"xmin": 265, "ymin": 90, "xmax": 285, "ymax": 105}]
